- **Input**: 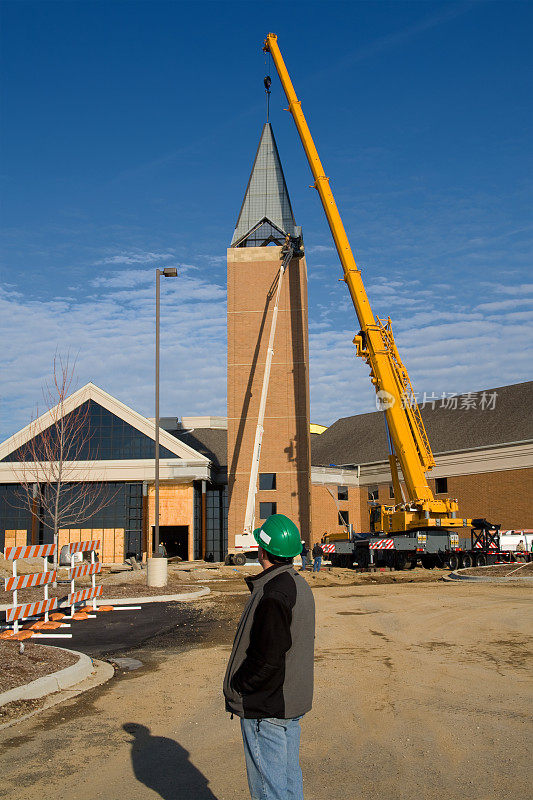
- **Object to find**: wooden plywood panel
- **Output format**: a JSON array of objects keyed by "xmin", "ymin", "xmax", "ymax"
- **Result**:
[
  {"xmin": 4, "ymin": 530, "xmax": 15, "ymax": 549},
  {"xmin": 102, "ymin": 528, "xmax": 115, "ymax": 563},
  {"xmin": 91, "ymin": 530, "xmax": 104, "ymax": 559},
  {"xmin": 114, "ymin": 528, "xmax": 124, "ymax": 563},
  {"xmin": 147, "ymin": 483, "xmax": 194, "ymax": 528},
  {"xmin": 15, "ymin": 530, "xmax": 27, "ymax": 546},
  {"xmin": 58, "ymin": 529, "xmax": 70, "ymax": 550}
]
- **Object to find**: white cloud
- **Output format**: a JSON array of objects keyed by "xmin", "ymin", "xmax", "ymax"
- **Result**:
[
  {"xmin": 483, "ymin": 282, "xmax": 533, "ymax": 296},
  {"xmin": 476, "ymin": 297, "xmax": 533, "ymax": 312},
  {"xmin": 306, "ymin": 245, "xmax": 336, "ymax": 254},
  {"xmin": 94, "ymin": 250, "xmax": 176, "ymax": 266},
  {"xmin": 0, "ymin": 269, "xmax": 227, "ymax": 440},
  {"xmin": 307, "ymin": 274, "xmax": 533, "ymax": 424},
  {"xmin": 1, "ymin": 254, "xmax": 531, "ymax": 440}
]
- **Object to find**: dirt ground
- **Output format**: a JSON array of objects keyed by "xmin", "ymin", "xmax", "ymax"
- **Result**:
[
  {"xmin": 0, "ymin": 642, "xmax": 77, "ymax": 694},
  {"xmin": 0, "ymin": 564, "xmax": 445, "ymax": 699},
  {"xmin": 462, "ymin": 561, "xmax": 533, "ymax": 577},
  {"xmin": 0, "ymin": 579, "xmax": 531, "ymax": 800},
  {"xmin": 1, "ymin": 562, "xmax": 449, "ymax": 606}
]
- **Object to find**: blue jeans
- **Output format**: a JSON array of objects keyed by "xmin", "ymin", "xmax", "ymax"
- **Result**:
[
  {"xmin": 312, "ymin": 556, "xmax": 322, "ymax": 572},
  {"xmin": 300, "ymin": 555, "xmax": 307, "ymax": 570},
  {"xmin": 240, "ymin": 716, "xmax": 304, "ymax": 800}
]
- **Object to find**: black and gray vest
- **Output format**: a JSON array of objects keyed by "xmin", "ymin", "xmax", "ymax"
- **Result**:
[{"xmin": 223, "ymin": 563, "xmax": 315, "ymax": 719}]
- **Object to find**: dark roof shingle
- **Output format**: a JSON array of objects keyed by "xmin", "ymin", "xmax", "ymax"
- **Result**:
[
  {"xmin": 169, "ymin": 428, "xmax": 227, "ymax": 468},
  {"xmin": 311, "ymin": 381, "xmax": 533, "ymax": 467}
]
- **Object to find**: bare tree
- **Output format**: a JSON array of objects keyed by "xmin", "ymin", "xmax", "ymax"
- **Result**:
[{"xmin": 10, "ymin": 354, "xmax": 116, "ymax": 584}]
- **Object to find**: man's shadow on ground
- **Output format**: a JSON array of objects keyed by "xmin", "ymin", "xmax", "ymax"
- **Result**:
[{"xmin": 123, "ymin": 723, "xmax": 219, "ymax": 799}]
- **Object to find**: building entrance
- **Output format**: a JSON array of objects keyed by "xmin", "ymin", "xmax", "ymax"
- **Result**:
[{"xmin": 156, "ymin": 525, "xmax": 189, "ymax": 560}]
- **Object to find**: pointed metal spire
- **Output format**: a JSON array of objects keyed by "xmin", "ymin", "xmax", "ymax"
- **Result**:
[{"xmin": 231, "ymin": 123, "xmax": 298, "ymax": 247}]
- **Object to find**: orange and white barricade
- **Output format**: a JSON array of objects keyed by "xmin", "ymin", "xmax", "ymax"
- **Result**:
[
  {"xmin": 1, "ymin": 544, "xmax": 72, "ymax": 640},
  {"xmin": 66, "ymin": 540, "xmax": 112, "ymax": 618}
]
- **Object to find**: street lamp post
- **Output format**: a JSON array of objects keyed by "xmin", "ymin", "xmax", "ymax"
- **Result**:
[{"xmin": 147, "ymin": 265, "xmax": 178, "ymax": 588}]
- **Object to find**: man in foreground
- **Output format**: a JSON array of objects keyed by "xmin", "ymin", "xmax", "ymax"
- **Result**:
[{"xmin": 223, "ymin": 514, "xmax": 315, "ymax": 800}]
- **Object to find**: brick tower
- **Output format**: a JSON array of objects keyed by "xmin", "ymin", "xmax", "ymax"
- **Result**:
[{"xmin": 227, "ymin": 122, "xmax": 311, "ymax": 548}]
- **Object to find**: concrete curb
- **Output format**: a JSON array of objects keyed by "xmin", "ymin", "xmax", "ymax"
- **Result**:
[
  {"xmin": 444, "ymin": 569, "xmax": 533, "ymax": 583},
  {"xmin": 0, "ymin": 646, "xmax": 94, "ymax": 707},
  {"xmin": 0, "ymin": 657, "xmax": 114, "ymax": 732},
  {"xmin": 0, "ymin": 586, "xmax": 210, "ymax": 614},
  {"xmin": 101, "ymin": 586, "xmax": 211, "ymax": 604}
]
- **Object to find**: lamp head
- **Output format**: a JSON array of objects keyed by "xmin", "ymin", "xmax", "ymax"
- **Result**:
[{"xmin": 162, "ymin": 267, "xmax": 178, "ymax": 277}]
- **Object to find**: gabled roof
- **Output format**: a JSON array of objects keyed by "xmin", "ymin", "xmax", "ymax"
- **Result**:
[
  {"xmin": 0, "ymin": 383, "xmax": 210, "ymax": 464},
  {"xmin": 167, "ymin": 427, "xmax": 228, "ymax": 468},
  {"xmin": 231, "ymin": 123, "xmax": 298, "ymax": 247},
  {"xmin": 311, "ymin": 382, "xmax": 533, "ymax": 467}
]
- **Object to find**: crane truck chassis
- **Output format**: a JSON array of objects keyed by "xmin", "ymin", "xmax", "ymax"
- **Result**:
[{"xmin": 325, "ymin": 520, "xmax": 516, "ymax": 571}]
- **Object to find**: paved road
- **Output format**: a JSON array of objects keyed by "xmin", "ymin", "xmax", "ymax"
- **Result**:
[
  {"xmin": 43, "ymin": 602, "xmax": 203, "ymax": 658},
  {"xmin": 0, "ymin": 582, "xmax": 531, "ymax": 800}
]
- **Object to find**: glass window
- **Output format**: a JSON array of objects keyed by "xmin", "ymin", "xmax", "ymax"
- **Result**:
[
  {"xmin": 435, "ymin": 477, "xmax": 448, "ymax": 494},
  {"xmin": 337, "ymin": 485, "xmax": 348, "ymax": 501},
  {"xmin": 368, "ymin": 486, "xmax": 378, "ymax": 502},
  {"xmin": 201, "ymin": 483, "xmax": 228, "ymax": 562},
  {"xmin": 0, "ymin": 481, "xmax": 143, "ymax": 555},
  {"xmin": 338, "ymin": 510, "xmax": 349, "ymax": 526},
  {"xmin": 0, "ymin": 484, "xmax": 33, "ymax": 547},
  {"xmin": 389, "ymin": 485, "xmax": 395, "ymax": 498},
  {"xmin": 2, "ymin": 400, "xmax": 179, "ymax": 463},
  {"xmin": 259, "ymin": 502, "xmax": 277, "ymax": 519},
  {"xmin": 259, "ymin": 473, "xmax": 276, "ymax": 490}
]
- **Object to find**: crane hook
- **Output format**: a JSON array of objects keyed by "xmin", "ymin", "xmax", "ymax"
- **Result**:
[{"xmin": 264, "ymin": 75, "xmax": 272, "ymax": 122}]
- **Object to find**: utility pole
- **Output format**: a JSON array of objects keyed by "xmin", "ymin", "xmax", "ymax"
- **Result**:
[{"xmin": 147, "ymin": 266, "xmax": 177, "ymax": 587}]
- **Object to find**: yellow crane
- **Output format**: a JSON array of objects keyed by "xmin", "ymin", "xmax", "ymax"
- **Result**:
[{"xmin": 263, "ymin": 33, "xmax": 469, "ymax": 538}]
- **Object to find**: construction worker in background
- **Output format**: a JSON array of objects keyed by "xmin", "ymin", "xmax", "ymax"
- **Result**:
[
  {"xmin": 516, "ymin": 539, "xmax": 525, "ymax": 552},
  {"xmin": 300, "ymin": 539, "xmax": 309, "ymax": 570},
  {"xmin": 223, "ymin": 514, "xmax": 315, "ymax": 800},
  {"xmin": 312, "ymin": 541, "xmax": 324, "ymax": 572}
]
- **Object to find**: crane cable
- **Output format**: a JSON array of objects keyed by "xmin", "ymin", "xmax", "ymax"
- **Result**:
[
  {"xmin": 264, "ymin": 74, "xmax": 272, "ymax": 122},
  {"xmin": 324, "ymin": 485, "xmax": 349, "ymax": 535},
  {"xmin": 264, "ymin": 49, "xmax": 272, "ymax": 122}
]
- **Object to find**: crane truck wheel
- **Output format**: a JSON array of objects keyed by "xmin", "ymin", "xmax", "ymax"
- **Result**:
[
  {"xmin": 224, "ymin": 554, "xmax": 234, "ymax": 566},
  {"xmin": 394, "ymin": 553, "xmax": 407, "ymax": 570},
  {"xmin": 475, "ymin": 554, "xmax": 487, "ymax": 567},
  {"xmin": 233, "ymin": 553, "xmax": 247, "ymax": 566},
  {"xmin": 408, "ymin": 558, "xmax": 417, "ymax": 569},
  {"xmin": 461, "ymin": 554, "xmax": 472, "ymax": 568},
  {"xmin": 447, "ymin": 553, "xmax": 459, "ymax": 570},
  {"xmin": 421, "ymin": 555, "xmax": 436, "ymax": 569}
]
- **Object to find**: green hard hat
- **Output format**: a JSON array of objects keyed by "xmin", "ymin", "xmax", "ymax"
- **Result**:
[{"xmin": 253, "ymin": 514, "xmax": 302, "ymax": 558}]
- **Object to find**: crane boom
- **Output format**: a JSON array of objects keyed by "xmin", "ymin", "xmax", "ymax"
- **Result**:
[{"xmin": 263, "ymin": 33, "xmax": 466, "ymax": 533}]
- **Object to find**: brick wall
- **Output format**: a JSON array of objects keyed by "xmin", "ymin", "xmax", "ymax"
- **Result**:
[
  {"xmin": 227, "ymin": 247, "xmax": 312, "ymax": 546},
  {"xmin": 368, "ymin": 469, "xmax": 532, "ymax": 530},
  {"xmin": 367, "ymin": 467, "xmax": 532, "ymax": 531},
  {"xmin": 310, "ymin": 485, "xmax": 366, "ymax": 544},
  {"xmin": 310, "ymin": 467, "xmax": 533, "ymax": 538},
  {"xmin": 428, "ymin": 469, "xmax": 533, "ymax": 529}
]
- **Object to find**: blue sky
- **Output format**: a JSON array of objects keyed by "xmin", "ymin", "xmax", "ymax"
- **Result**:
[{"xmin": 1, "ymin": 0, "xmax": 531, "ymax": 440}]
